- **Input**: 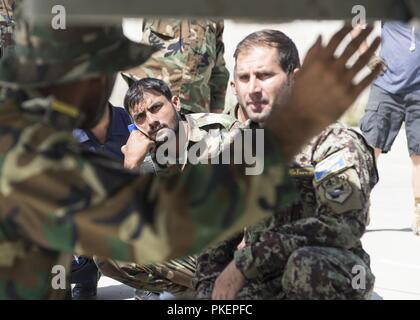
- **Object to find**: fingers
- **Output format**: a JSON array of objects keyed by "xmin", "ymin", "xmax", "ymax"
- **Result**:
[
  {"xmin": 350, "ymin": 24, "xmax": 366, "ymax": 38},
  {"xmin": 212, "ymin": 288, "xmax": 232, "ymax": 300},
  {"xmin": 138, "ymin": 128, "xmax": 154, "ymax": 141},
  {"xmin": 324, "ymin": 24, "xmax": 353, "ymax": 57},
  {"xmin": 353, "ymin": 63, "xmax": 382, "ymax": 96},
  {"xmin": 130, "ymin": 129, "xmax": 154, "ymax": 145},
  {"xmin": 150, "ymin": 143, "xmax": 157, "ymax": 154},
  {"xmin": 129, "ymin": 126, "xmax": 154, "ymax": 141},
  {"xmin": 348, "ymin": 36, "xmax": 381, "ymax": 77},
  {"xmin": 303, "ymin": 35, "xmax": 323, "ymax": 63},
  {"xmin": 130, "ymin": 128, "xmax": 145, "ymax": 139},
  {"xmin": 380, "ymin": 67, "xmax": 387, "ymax": 75},
  {"xmin": 338, "ymin": 25, "xmax": 374, "ymax": 64}
]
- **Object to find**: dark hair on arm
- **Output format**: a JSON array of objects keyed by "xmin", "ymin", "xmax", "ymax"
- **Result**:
[{"xmin": 123, "ymin": 77, "xmax": 173, "ymax": 114}]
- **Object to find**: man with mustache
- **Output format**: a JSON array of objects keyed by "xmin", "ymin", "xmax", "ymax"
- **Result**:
[
  {"xmin": 94, "ymin": 77, "xmax": 239, "ymax": 299},
  {"xmin": 195, "ymin": 29, "xmax": 379, "ymax": 300},
  {"xmin": 0, "ymin": 3, "xmax": 381, "ymax": 299},
  {"xmin": 95, "ymin": 27, "xmax": 380, "ymax": 300}
]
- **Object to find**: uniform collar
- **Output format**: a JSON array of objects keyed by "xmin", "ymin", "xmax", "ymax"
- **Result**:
[{"xmin": 183, "ymin": 113, "xmax": 207, "ymax": 142}]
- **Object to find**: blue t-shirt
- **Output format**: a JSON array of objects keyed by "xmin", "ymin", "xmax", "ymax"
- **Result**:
[
  {"xmin": 374, "ymin": 21, "xmax": 420, "ymax": 94},
  {"xmin": 73, "ymin": 105, "xmax": 132, "ymax": 162}
]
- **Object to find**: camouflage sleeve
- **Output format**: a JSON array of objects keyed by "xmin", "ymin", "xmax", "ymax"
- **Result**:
[
  {"xmin": 208, "ymin": 21, "xmax": 229, "ymax": 112},
  {"xmin": 0, "ymin": 125, "xmax": 156, "ymax": 263},
  {"xmin": 1, "ymin": 122, "xmax": 294, "ymax": 265},
  {"xmin": 193, "ymin": 232, "xmax": 244, "ymax": 286},
  {"xmin": 159, "ymin": 126, "xmax": 296, "ymax": 259},
  {"xmin": 234, "ymin": 127, "xmax": 378, "ymax": 280}
]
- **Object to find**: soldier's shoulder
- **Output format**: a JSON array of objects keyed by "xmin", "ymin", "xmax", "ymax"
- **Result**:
[
  {"xmin": 316, "ymin": 122, "xmax": 371, "ymax": 150},
  {"xmin": 185, "ymin": 112, "xmax": 238, "ymax": 131},
  {"xmin": 311, "ymin": 122, "xmax": 377, "ymax": 181},
  {"xmin": 310, "ymin": 122, "xmax": 376, "ymax": 170}
]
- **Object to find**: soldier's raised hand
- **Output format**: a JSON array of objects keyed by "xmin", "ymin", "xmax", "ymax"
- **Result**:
[{"xmin": 266, "ymin": 24, "xmax": 381, "ymax": 161}]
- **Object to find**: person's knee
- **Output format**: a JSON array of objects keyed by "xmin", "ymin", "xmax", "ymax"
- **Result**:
[
  {"xmin": 282, "ymin": 247, "xmax": 374, "ymax": 300},
  {"xmin": 282, "ymin": 247, "xmax": 325, "ymax": 299}
]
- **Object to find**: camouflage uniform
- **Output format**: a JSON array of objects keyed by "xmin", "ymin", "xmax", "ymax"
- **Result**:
[
  {"xmin": 94, "ymin": 112, "xmax": 239, "ymax": 296},
  {"xmin": 0, "ymin": 85, "xmax": 295, "ymax": 299},
  {"xmin": 94, "ymin": 112, "xmax": 277, "ymax": 297},
  {"xmin": 0, "ymin": 0, "xmax": 14, "ymax": 16},
  {"xmin": 0, "ymin": 14, "xmax": 296, "ymax": 298},
  {"xmin": 194, "ymin": 117, "xmax": 379, "ymax": 300},
  {"xmin": 224, "ymin": 103, "xmax": 241, "ymax": 118},
  {"xmin": 0, "ymin": 0, "xmax": 14, "ymax": 59},
  {"xmin": 127, "ymin": 19, "xmax": 229, "ymax": 113}
]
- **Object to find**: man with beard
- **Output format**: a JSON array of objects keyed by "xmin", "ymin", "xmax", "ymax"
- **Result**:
[
  {"xmin": 97, "ymin": 28, "xmax": 380, "ymax": 300},
  {"xmin": 195, "ymin": 29, "xmax": 378, "ymax": 300},
  {"xmin": 0, "ymin": 5, "xmax": 381, "ymax": 300},
  {"xmin": 94, "ymin": 77, "xmax": 241, "ymax": 299}
]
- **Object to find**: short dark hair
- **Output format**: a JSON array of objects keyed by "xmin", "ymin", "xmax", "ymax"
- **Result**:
[
  {"xmin": 123, "ymin": 77, "xmax": 173, "ymax": 114},
  {"xmin": 234, "ymin": 29, "xmax": 301, "ymax": 74}
]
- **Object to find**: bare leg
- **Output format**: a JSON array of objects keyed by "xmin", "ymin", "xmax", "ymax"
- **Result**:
[
  {"xmin": 365, "ymin": 148, "xmax": 382, "ymax": 226},
  {"xmin": 374, "ymin": 148, "xmax": 382, "ymax": 160},
  {"xmin": 410, "ymin": 155, "xmax": 420, "ymax": 235}
]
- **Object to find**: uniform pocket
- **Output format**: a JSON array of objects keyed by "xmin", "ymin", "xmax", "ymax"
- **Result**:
[
  {"xmin": 365, "ymin": 101, "xmax": 381, "ymax": 112},
  {"xmin": 359, "ymin": 86, "xmax": 383, "ymax": 133},
  {"xmin": 360, "ymin": 103, "xmax": 381, "ymax": 133}
]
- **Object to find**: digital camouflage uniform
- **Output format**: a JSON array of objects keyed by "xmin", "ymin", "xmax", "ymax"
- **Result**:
[
  {"xmin": 194, "ymin": 104, "xmax": 379, "ymax": 300},
  {"xmin": 0, "ymin": 14, "xmax": 295, "ymax": 298},
  {"xmin": 127, "ymin": 19, "xmax": 229, "ymax": 113}
]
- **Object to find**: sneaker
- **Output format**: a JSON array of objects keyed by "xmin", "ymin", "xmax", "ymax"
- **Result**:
[
  {"xmin": 413, "ymin": 207, "xmax": 420, "ymax": 236},
  {"xmin": 134, "ymin": 289, "xmax": 160, "ymax": 300}
]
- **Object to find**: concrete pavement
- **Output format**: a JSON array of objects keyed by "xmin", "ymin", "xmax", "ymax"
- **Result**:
[{"xmin": 362, "ymin": 129, "xmax": 420, "ymax": 300}]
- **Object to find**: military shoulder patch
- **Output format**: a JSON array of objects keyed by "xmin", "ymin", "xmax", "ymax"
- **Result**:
[{"xmin": 314, "ymin": 151, "xmax": 349, "ymax": 182}]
